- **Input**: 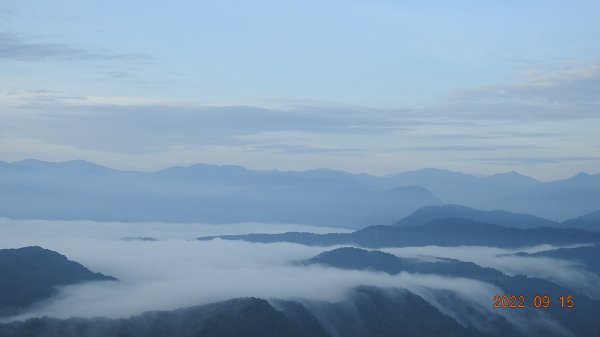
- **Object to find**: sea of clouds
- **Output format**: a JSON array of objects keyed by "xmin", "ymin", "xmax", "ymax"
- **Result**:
[{"xmin": 0, "ymin": 217, "xmax": 593, "ymax": 335}]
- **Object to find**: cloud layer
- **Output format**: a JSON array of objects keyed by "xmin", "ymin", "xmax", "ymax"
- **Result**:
[
  {"xmin": 0, "ymin": 33, "xmax": 148, "ymax": 62},
  {"xmin": 1, "ymin": 58, "xmax": 599, "ymax": 179},
  {"xmin": 382, "ymin": 245, "xmax": 600, "ymax": 296},
  {"xmin": 0, "ymin": 219, "xmax": 499, "ymax": 321},
  {"xmin": 1, "ymin": 218, "xmax": 596, "ymax": 335}
]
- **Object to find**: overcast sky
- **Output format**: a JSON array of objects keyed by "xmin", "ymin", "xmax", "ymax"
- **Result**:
[{"xmin": 1, "ymin": 1, "xmax": 599, "ymax": 179}]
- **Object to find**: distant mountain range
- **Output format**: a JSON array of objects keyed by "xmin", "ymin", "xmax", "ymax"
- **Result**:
[
  {"xmin": 0, "ymin": 247, "xmax": 116, "ymax": 317},
  {"xmin": 562, "ymin": 209, "xmax": 600, "ymax": 231},
  {"xmin": 366, "ymin": 168, "xmax": 540, "ymax": 205},
  {"xmin": 1, "ymin": 159, "xmax": 599, "ymax": 226},
  {"xmin": 372, "ymin": 168, "xmax": 600, "ymax": 221},
  {"xmin": 480, "ymin": 172, "xmax": 600, "ymax": 221},
  {"xmin": 0, "ymin": 159, "xmax": 440, "ymax": 228},
  {"xmin": 198, "ymin": 218, "xmax": 600, "ymax": 248}
]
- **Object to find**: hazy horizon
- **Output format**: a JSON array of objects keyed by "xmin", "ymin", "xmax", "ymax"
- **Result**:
[
  {"xmin": 1, "ymin": 1, "xmax": 599, "ymax": 180},
  {"xmin": 3, "ymin": 157, "xmax": 599, "ymax": 182}
]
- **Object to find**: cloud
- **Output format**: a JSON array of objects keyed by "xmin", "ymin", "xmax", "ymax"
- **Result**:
[
  {"xmin": 4, "ymin": 65, "xmax": 597, "ymax": 156},
  {"xmin": 381, "ymin": 245, "xmax": 600, "ymax": 297},
  {"xmin": 1, "ymin": 59, "xmax": 598, "ymax": 178},
  {"xmin": 0, "ymin": 219, "xmax": 502, "ymax": 322},
  {"xmin": 444, "ymin": 61, "xmax": 600, "ymax": 121},
  {"xmin": 419, "ymin": 131, "xmax": 560, "ymax": 141},
  {"xmin": 0, "ymin": 32, "xmax": 149, "ymax": 62},
  {"xmin": 0, "ymin": 98, "xmax": 410, "ymax": 155},
  {"xmin": 0, "ymin": 218, "xmax": 352, "ymax": 242},
  {"xmin": 408, "ymin": 144, "xmax": 544, "ymax": 152},
  {"xmin": 247, "ymin": 143, "xmax": 366, "ymax": 156},
  {"xmin": 0, "ymin": 218, "xmax": 588, "ymax": 336},
  {"xmin": 474, "ymin": 156, "xmax": 600, "ymax": 165}
]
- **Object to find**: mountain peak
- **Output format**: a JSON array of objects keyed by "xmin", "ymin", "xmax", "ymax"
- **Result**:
[
  {"xmin": 395, "ymin": 204, "xmax": 557, "ymax": 228},
  {"xmin": 11, "ymin": 159, "xmax": 110, "ymax": 171},
  {"xmin": 12, "ymin": 158, "xmax": 53, "ymax": 166},
  {"xmin": 488, "ymin": 171, "xmax": 539, "ymax": 182},
  {"xmin": 494, "ymin": 170, "xmax": 521, "ymax": 177},
  {"xmin": 0, "ymin": 246, "xmax": 116, "ymax": 313},
  {"xmin": 573, "ymin": 171, "xmax": 591, "ymax": 178}
]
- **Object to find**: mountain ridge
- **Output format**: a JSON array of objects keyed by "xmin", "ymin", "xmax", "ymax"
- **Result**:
[
  {"xmin": 0, "ymin": 246, "xmax": 116, "ymax": 317},
  {"xmin": 3, "ymin": 159, "xmax": 600, "ymax": 224},
  {"xmin": 198, "ymin": 218, "xmax": 600, "ymax": 248},
  {"xmin": 395, "ymin": 204, "xmax": 559, "ymax": 229}
]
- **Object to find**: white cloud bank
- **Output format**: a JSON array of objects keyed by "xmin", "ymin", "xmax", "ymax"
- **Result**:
[
  {"xmin": 381, "ymin": 244, "xmax": 600, "ymax": 295},
  {"xmin": 0, "ymin": 218, "xmax": 591, "ymax": 336}
]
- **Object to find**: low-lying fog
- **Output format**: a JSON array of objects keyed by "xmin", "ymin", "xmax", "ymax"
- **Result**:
[
  {"xmin": 0, "ymin": 218, "xmax": 595, "ymax": 328},
  {"xmin": 382, "ymin": 245, "xmax": 600, "ymax": 293}
]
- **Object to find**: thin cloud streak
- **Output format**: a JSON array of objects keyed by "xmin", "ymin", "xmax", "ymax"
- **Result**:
[
  {"xmin": 474, "ymin": 156, "xmax": 600, "ymax": 165},
  {"xmin": 444, "ymin": 61, "xmax": 600, "ymax": 121},
  {"xmin": 0, "ymin": 32, "xmax": 150, "ymax": 62}
]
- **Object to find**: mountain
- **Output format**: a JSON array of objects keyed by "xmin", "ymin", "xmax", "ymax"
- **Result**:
[
  {"xmin": 0, "ymin": 288, "xmax": 493, "ymax": 337},
  {"xmin": 304, "ymin": 247, "xmax": 508, "ymax": 279},
  {"xmin": 303, "ymin": 247, "xmax": 600, "ymax": 336},
  {"xmin": 482, "ymin": 172, "xmax": 600, "ymax": 221},
  {"xmin": 304, "ymin": 247, "xmax": 596, "ymax": 296},
  {"xmin": 1, "ymin": 273, "xmax": 594, "ymax": 337},
  {"xmin": 372, "ymin": 169, "xmax": 600, "ymax": 222},
  {"xmin": 281, "ymin": 286, "xmax": 488, "ymax": 337},
  {"xmin": 562, "ymin": 209, "xmax": 600, "ymax": 231},
  {"xmin": 517, "ymin": 244, "xmax": 600, "ymax": 277},
  {"xmin": 377, "ymin": 169, "xmax": 541, "ymax": 206},
  {"xmin": 0, "ymin": 297, "xmax": 328, "ymax": 337},
  {"xmin": 0, "ymin": 247, "xmax": 116, "ymax": 316},
  {"xmin": 2, "ymin": 159, "xmax": 598, "ymax": 225},
  {"xmin": 198, "ymin": 218, "xmax": 600, "ymax": 248},
  {"xmin": 0, "ymin": 159, "xmax": 441, "ymax": 228},
  {"xmin": 395, "ymin": 204, "xmax": 558, "ymax": 228}
]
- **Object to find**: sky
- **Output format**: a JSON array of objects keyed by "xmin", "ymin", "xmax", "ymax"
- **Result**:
[{"xmin": 1, "ymin": 1, "xmax": 599, "ymax": 180}]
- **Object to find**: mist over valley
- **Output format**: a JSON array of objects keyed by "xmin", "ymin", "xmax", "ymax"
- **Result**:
[{"xmin": 2, "ymin": 1, "xmax": 600, "ymax": 335}]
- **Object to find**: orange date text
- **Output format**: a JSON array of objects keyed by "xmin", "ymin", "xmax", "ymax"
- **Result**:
[{"xmin": 493, "ymin": 295, "xmax": 574, "ymax": 309}]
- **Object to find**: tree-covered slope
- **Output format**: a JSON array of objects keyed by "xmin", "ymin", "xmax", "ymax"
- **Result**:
[{"xmin": 0, "ymin": 247, "xmax": 116, "ymax": 316}]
